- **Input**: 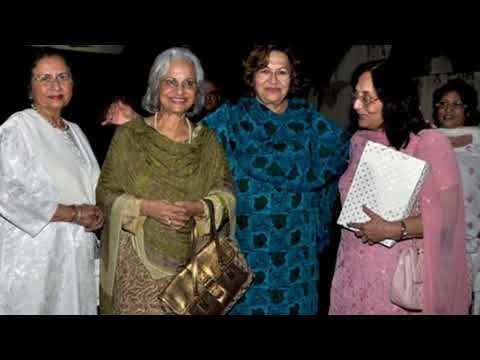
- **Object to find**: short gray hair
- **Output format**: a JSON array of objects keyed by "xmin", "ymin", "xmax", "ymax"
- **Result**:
[{"xmin": 142, "ymin": 47, "xmax": 205, "ymax": 117}]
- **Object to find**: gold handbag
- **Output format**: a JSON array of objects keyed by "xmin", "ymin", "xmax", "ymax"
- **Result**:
[{"xmin": 158, "ymin": 199, "xmax": 253, "ymax": 315}]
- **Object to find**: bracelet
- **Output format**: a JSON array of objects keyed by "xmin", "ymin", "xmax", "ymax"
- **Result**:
[
  {"xmin": 73, "ymin": 206, "xmax": 82, "ymax": 224},
  {"xmin": 399, "ymin": 220, "xmax": 408, "ymax": 241}
]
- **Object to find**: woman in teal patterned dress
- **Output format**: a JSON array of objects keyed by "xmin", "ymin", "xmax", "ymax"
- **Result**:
[
  {"xmin": 103, "ymin": 44, "xmax": 350, "ymax": 315},
  {"xmin": 202, "ymin": 45, "xmax": 350, "ymax": 314}
]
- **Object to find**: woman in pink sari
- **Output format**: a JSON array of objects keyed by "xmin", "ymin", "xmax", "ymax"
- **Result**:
[{"xmin": 329, "ymin": 60, "xmax": 471, "ymax": 315}]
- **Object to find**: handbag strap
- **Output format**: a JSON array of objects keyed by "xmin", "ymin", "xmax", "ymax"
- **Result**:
[
  {"xmin": 191, "ymin": 229, "xmax": 199, "ymax": 298},
  {"xmin": 203, "ymin": 198, "xmax": 227, "ymax": 266},
  {"xmin": 402, "ymin": 134, "xmax": 423, "ymax": 253},
  {"xmin": 190, "ymin": 198, "xmax": 227, "ymax": 298}
]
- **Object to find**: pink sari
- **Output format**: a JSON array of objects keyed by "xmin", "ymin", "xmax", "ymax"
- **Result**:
[{"xmin": 329, "ymin": 129, "xmax": 471, "ymax": 315}]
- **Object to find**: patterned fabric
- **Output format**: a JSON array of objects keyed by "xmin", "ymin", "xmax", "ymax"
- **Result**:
[
  {"xmin": 105, "ymin": 233, "xmax": 174, "ymax": 315},
  {"xmin": 203, "ymin": 97, "xmax": 350, "ymax": 315}
]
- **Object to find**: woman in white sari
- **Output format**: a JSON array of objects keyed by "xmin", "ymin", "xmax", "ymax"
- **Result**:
[
  {"xmin": 0, "ymin": 49, "xmax": 104, "ymax": 315},
  {"xmin": 433, "ymin": 79, "xmax": 480, "ymax": 314}
]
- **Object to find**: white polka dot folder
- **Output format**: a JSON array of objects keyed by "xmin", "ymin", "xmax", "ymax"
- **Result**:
[{"xmin": 337, "ymin": 140, "xmax": 430, "ymax": 248}]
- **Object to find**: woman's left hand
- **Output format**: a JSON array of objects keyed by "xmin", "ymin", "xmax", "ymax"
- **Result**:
[{"xmin": 348, "ymin": 206, "xmax": 394, "ymax": 246}]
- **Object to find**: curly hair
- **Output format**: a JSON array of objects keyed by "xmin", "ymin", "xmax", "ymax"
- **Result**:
[
  {"xmin": 432, "ymin": 79, "xmax": 480, "ymax": 127},
  {"xmin": 243, "ymin": 44, "xmax": 302, "ymax": 95},
  {"xmin": 351, "ymin": 60, "xmax": 430, "ymax": 150}
]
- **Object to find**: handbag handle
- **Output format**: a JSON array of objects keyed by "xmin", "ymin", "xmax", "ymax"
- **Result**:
[
  {"xmin": 190, "ymin": 198, "xmax": 227, "ymax": 298},
  {"xmin": 203, "ymin": 198, "xmax": 228, "ymax": 266}
]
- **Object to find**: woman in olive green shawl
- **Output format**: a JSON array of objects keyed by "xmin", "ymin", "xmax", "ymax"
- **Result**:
[{"xmin": 97, "ymin": 48, "xmax": 236, "ymax": 315}]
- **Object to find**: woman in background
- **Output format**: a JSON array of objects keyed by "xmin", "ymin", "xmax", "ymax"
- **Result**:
[{"xmin": 433, "ymin": 79, "xmax": 480, "ymax": 314}]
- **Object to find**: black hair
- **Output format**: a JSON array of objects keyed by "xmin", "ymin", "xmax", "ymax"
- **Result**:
[
  {"xmin": 27, "ymin": 47, "xmax": 73, "ymax": 98},
  {"xmin": 351, "ymin": 59, "xmax": 430, "ymax": 150},
  {"xmin": 432, "ymin": 79, "xmax": 480, "ymax": 127}
]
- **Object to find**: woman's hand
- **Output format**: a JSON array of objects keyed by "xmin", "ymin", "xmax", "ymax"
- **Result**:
[
  {"xmin": 448, "ymin": 135, "xmax": 473, "ymax": 148},
  {"xmin": 75, "ymin": 205, "xmax": 104, "ymax": 232},
  {"xmin": 174, "ymin": 200, "xmax": 205, "ymax": 218},
  {"xmin": 51, "ymin": 204, "xmax": 103, "ymax": 232},
  {"xmin": 141, "ymin": 200, "xmax": 191, "ymax": 230},
  {"xmin": 101, "ymin": 100, "xmax": 138, "ymax": 126},
  {"xmin": 348, "ymin": 206, "xmax": 398, "ymax": 246}
]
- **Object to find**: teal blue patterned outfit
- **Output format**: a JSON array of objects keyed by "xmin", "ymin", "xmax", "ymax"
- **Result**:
[{"xmin": 203, "ymin": 97, "xmax": 350, "ymax": 315}]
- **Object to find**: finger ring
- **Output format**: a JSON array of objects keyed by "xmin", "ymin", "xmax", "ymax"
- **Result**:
[{"xmin": 167, "ymin": 218, "xmax": 172, "ymax": 225}]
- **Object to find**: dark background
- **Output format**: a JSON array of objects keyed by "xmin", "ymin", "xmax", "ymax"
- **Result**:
[
  {"xmin": 0, "ymin": 43, "xmax": 350, "ymax": 164},
  {"xmin": 4, "ymin": 43, "xmax": 480, "ymax": 165}
]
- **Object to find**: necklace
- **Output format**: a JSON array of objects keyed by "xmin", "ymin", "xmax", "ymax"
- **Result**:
[
  {"xmin": 32, "ymin": 106, "xmax": 68, "ymax": 131},
  {"xmin": 154, "ymin": 112, "xmax": 192, "ymax": 144},
  {"xmin": 46, "ymin": 117, "xmax": 68, "ymax": 131},
  {"xmin": 31, "ymin": 106, "xmax": 86, "ymax": 165}
]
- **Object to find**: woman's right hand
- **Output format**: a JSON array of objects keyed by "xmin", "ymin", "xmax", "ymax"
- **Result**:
[
  {"xmin": 75, "ymin": 205, "xmax": 104, "ymax": 232},
  {"xmin": 348, "ymin": 206, "xmax": 397, "ymax": 245},
  {"xmin": 141, "ymin": 200, "xmax": 190, "ymax": 230},
  {"xmin": 51, "ymin": 204, "xmax": 103, "ymax": 232},
  {"xmin": 101, "ymin": 100, "xmax": 137, "ymax": 126}
]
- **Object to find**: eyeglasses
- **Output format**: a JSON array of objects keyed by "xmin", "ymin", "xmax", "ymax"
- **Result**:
[
  {"xmin": 436, "ymin": 101, "xmax": 467, "ymax": 111},
  {"xmin": 256, "ymin": 68, "xmax": 291, "ymax": 81},
  {"xmin": 33, "ymin": 73, "xmax": 72, "ymax": 86},
  {"xmin": 161, "ymin": 78, "xmax": 197, "ymax": 91},
  {"xmin": 352, "ymin": 92, "xmax": 380, "ymax": 108}
]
